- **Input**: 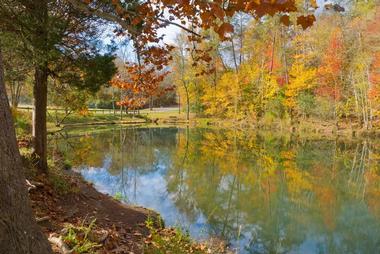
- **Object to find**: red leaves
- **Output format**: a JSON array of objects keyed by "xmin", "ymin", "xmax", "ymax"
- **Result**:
[
  {"xmin": 131, "ymin": 17, "xmax": 142, "ymax": 26},
  {"xmin": 369, "ymin": 51, "xmax": 380, "ymax": 101},
  {"xmin": 280, "ymin": 15, "xmax": 290, "ymax": 26},
  {"xmin": 213, "ymin": 5, "xmax": 225, "ymax": 20},
  {"xmin": 316, "ymin": 28, "xmax": 343, "ymax": 100},
  {"xmin": 246, "ymin": 0, "xmax": 297, "ymax": 17},
  {"xmin": 366, "ymin": 8, "xmax": 380, "ymax": 101},
  {"xmin": 112, "ymin": 57, "xmax": 169, "ymax": 109},
  {"xmin": 297, "ymin": 15, "xmax": 316, "ymax": 30},
  {"xmin": 217, "ymin": 23, "xmax": 234, "ymax": 39},
  {"xmin": 245, "ymin": 0, "xmax": 260, "ymax": 12}
]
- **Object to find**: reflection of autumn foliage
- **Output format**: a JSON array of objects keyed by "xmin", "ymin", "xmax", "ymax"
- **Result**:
[
  {"xmin": 56, "ymin": 128, "xmax": 380, "ymax": 252},
  {"xmin": 281, "ymin": 150, "xmax": 313, "ymax": 202},
  {"xmin": 68, "ymin": 136, "xmax": 105, "ymax": 168},
  {"xmin": 314, "ymin": 186, "xmax": 337, "ymax": 231},
  {"xmin": 309, "ymin": 151, "xmax": 339, "ymax": 231},
  {"xmin": 365, "ymin": 170, "xmax": 380, "ymax": 220},
  {"xmin": 364, "ymin": 140, "xmax": 380, "ymax": 219},
  {"xmin": 170, "ymin": 129, "xmax": 380, "ymax": 244}
]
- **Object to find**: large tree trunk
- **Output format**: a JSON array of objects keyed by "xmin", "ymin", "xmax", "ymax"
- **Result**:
[
  {"xmin": 32, "ymin": 64, "xmax": 48, "ymax": 172},
  {"xmin": 0, "ymin": 45, "xmax": 52, "ymax": 254}
]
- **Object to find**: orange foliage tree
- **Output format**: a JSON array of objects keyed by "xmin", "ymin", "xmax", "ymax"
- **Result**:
[
  {"xmin": 111, "ymin": 62, "xmax": 168, "ymax": 111},
  {"xmin": 315, "ymin": 28, "xmax": 344, "ymax": 121},
  {"xmin": 316, "ymin": 28, "xmax": 343, "ymax": 101},
  {"xmin": 367, "ymin": 7, "xmax": 380, "ymax": 116}
]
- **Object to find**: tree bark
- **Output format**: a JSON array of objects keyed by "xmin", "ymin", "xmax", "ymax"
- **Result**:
[
  {"xmin": 0, "ymin": 44, "xmax": 52, "ymax": 254},
  {"xmin": 30, "ymin": 0, "xmax": 49, "ymax": 172},
  {"xmin": 33, "ymin": 64, "xmax": 48, "ymax": 172},
  {"xmin": 183, "ymin": 82, "xmax": 190, "ymax": 121}
]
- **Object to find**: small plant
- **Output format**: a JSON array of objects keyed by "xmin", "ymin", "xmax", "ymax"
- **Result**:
[
  {"xmin": 113, "ymin": 192, "xmax": 124, "ymax": 202},
  {"xmin": 145, "ymin": 216, "xmax": 155, "ymax": 229},
  {"xmin": 113, "ymin": 192, "xmax": 128, "ymax": 202},
  {"xmin": 63, "ymin": 159, "xmax": 72, "ymax": 170},
  {"xmin": 13, "ymin": 110, "xmax": 32, "ymax": 136},
  {"xmin": 49, "ymin": 172, "xmax": 70, "ymax": 194},
  {"xmin": 46, "ymin": 156, "xmax": 78, "ymax": 194},
  {"xmin": 143, "ymin": 217, "xmax": 207, "ymax": 254},
  {"xmin": 63, "ymin": 219, "xmax": 101, "ymax": 254}
]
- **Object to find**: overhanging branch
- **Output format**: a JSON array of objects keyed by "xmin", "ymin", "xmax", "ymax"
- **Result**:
[
  {"xmin": 66, "ymin": 0, "xmax": 201, "ymax": 38},
  {"xmin": 66, "ymin": 0, "xmax": 134, "ymax": 32},
  {"xmin": 157, "ymin": 18, "xmax": 201, "ymax": 37}
]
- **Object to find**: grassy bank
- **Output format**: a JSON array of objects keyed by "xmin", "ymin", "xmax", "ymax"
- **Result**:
[
  {"xmin": 15, "ymin": 107, "xmax": 191, "ymax": 132},
  {"xmin": 193, "ymin": 116, "xmax": 380, "ymax": 139},
  {"xmin": 15, "ymin": 109, "xmax": 147, "ymax": 134},
  {"xmin": 14, "ymin": 106, "xmax": 380, "ymax": 141}
]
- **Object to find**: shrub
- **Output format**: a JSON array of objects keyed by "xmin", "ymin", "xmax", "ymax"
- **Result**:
[
  {"xmin": 13, "ymin": 110, "xmax": 32, "ymax": 136},
  {"xmin": 62, "ymin": 219, "xmax": 101, "ymax": 253}
]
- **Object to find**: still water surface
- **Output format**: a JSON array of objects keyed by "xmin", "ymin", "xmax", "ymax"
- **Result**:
[{"xmin": 56, "ymin": 127, "xmax": 380, "ymax": 253}]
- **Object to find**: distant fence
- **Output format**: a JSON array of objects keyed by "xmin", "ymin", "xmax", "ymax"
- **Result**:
[
  {"xmin": 16, "ymin": 106, "xmax": 162, "ymax": 116},
  {"xmin": 17, "ymin": 106, "xmax": 119, "ymax": 115},
  {"xmin": 17, "ymin": 106, "xmax": 178, "ymax": 115}
]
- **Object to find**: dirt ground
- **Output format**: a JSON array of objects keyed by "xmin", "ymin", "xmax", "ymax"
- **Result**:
[{"xmin": 29, "ymin": 171, "xmax": 157, "ymax": 253}]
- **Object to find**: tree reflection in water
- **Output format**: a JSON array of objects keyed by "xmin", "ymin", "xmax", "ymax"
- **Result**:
[{"xmin": 55, "ymin": 127, "xmax": 380, "ymax": 254}]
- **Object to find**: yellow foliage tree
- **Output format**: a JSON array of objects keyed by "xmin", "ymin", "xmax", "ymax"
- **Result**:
[{"xmin": 285, "ymin": 61, "xmax": 317, "ymax": 114}]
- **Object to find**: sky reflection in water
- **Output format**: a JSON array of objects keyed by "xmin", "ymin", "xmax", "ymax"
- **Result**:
[{"xmin": 57, "ymin": 127, "xmax": 380, "ymax": 254}]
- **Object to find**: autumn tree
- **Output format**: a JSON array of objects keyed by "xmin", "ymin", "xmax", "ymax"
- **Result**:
[
  {"xmin": 111, "ymin": 60, "xmax": 168, "ymax": 113},
  {"xmin": 285, "ymin": 60, "xmax": 317, "ymax": 119},
  {"xmin": 172, "ymin": 33, "xmax": 194, "ymax": 120},
  {"xmin": 316, "ymin": 28, "xmax": 344, "ymax": 124}
]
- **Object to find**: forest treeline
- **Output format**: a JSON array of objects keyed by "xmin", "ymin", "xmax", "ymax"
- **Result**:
[{"xmin": 172, "ymin": 1, "xmax": 380, "ymax": 129}]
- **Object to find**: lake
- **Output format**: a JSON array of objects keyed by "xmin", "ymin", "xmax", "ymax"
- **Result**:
[{"xmin": 55, "ymin": 126, "xmax": 380, "ymax": 253}]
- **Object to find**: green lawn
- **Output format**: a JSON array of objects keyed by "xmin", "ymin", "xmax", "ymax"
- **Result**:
[{"xmin": 16, "ymin": 107, "xmax": 192, "ymax": 134}]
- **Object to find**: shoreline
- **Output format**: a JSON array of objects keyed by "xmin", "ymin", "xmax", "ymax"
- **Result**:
[
  {"xmin": 27, "ymin": 161, "xmax": 229, "ymax": 253},
  {"xmin": 28, "ymin": 169, "xmax": 157, "ymax": 253},
  {"xmin": 16, "ymin": 107, "xmax": 380, "ymax": 140},
  {"xmin": 47, "ymin": 117, "xmax": 380, "ymax": 142},
  {"xmin": 191, "ymin": 117, "xmax": 380, "ymax": 139}
]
